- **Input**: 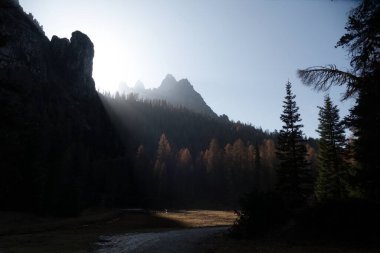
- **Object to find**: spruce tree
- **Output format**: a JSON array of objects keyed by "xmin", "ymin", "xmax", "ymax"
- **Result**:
[
  {"xmin": 276, "ymin": 81, "xmax": 310, "ymax": 205},
  {"xmin": 315, "ymin": 96, "xmax": 347, "ymax": 202},
  {"xmin": 298, "ymin": 0, "xmax": 380, "ymax": 201}
]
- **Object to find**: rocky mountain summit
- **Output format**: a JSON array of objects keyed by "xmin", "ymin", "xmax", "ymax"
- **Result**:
[
  {"xmin": 0, "ymin": 0, "xmax": 95, "ymax": 92},
  {"xmin": 119, "ymin": 74, "xmax": 217, "ymax": 117}
]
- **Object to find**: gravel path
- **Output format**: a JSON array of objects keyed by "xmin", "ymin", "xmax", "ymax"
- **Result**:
[{"xmin": 94, "ymin": 226, "xmax": 228, "ymax": 253}]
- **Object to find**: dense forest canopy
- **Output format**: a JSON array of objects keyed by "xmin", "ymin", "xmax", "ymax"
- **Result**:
[{"xmin": 100, "ymin": 92, "xmax": 307, "ymax": 208}]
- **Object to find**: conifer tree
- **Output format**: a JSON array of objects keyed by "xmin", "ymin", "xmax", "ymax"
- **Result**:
[
  {"xmin": 298, "ymin": 0, "xmax": 380, "ymax": 200},
  {"xmin": 276, "ymin": 81, "xmax": 311, "ymax": 205},
  {"xmin": 315, "ymin": 96, "xmax": 347, "ymax": 202}
]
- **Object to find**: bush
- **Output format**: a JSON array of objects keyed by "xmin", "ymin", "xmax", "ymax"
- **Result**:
[{"xmin": 232, "ymin": 191, "xmax": 291, "ymax": 236}]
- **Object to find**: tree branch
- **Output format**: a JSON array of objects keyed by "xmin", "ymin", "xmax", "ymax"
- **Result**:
[{"xmin": 297, "ymin": 65, "xmax": 359, "ymax": 100}]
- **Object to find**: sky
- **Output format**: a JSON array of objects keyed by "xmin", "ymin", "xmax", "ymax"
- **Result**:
[{"xmin": 19, "ymin": 0, "xmax": 358, "ymax": 138}]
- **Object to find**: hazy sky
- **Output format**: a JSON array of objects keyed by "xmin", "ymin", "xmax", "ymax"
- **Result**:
[{"xmin": 20, "ymin": 0, "xmax": 358, "ymax": 138}]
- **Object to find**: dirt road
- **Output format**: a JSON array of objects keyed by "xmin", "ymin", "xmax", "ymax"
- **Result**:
[{"xmin": 95, "ymin": 226, "xmax": 228, "ymax": 253}]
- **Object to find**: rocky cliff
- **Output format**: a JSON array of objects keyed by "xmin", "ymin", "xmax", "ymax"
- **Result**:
[
  {"xmin": 0, "ymin": 0, "xmax": 123, "ymax": 215},
  {"xmin": 0, "ymin": 4, "xmax": 95, "ymax": 92},
  {"xmin": 50, "ymin": 32, "xmax": 95, "ymax": 90}
]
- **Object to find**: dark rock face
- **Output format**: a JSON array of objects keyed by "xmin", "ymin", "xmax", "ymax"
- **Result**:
[
  {"xmin": 68, "ymin": 31, "xmax": 94, "ymax": 78},
  {"xmin": 0, "ymin": 2, "xmax": 49, "ymax": 84},
  {"xmin": 0, "ymin": 1, "xmax": 122, "ymax": 215},
  {"xmin": 0, "ymin": 2, "xmax": 95, "ymax": 91},
  {"xmin": 50, "ymin": 31, "xmax": 95, "ymax": 90},
  {"xmin": 50, "ymin": 36, "xmax": 70, "ymax": 66}
]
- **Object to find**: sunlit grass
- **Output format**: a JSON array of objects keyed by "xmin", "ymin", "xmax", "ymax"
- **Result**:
[{"xmin": 155, "ymin": 210, "xmax": 237, "ymax": 228}]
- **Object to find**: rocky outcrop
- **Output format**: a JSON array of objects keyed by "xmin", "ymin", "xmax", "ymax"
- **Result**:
[
  {"xmin": 50, "ymin": 31, "xmax": 95, "ymax": 90},
  {"xmin": 0, "ymin": 1, "xmax": 95, "ymax": 91}
]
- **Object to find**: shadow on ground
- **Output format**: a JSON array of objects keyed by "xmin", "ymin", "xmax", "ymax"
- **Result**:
[{"xmin": 0, "ymin": 209, "xmax": 186, "ymax": 253}]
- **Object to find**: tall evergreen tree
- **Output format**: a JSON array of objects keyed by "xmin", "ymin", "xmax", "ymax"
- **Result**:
[
  {"xmin": 276, "ymin": 81, "xmax": 310, "ymax": 205},
  {"xmin": 298, "ymin": 0, "xmax": 380, "ymax": 201},
  {"xmin": 315, "ymin": 96, "xmax": 347, "ymax": 202}
]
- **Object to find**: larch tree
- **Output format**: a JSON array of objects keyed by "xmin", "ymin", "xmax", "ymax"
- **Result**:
[
  {"xmin": 315, "ymin": 96, "xmax": 347, "ymax": 202},
  {"xmin": 276, "ymin": 81, "xmax": 311, "ymax": 205},
  {"xmin": 153, "ymin": 133, "xmax": 172, "ymax": 203},
  {"xmin": 205, "ymin": 138, "xmax": 225, "ymax": 200},
  {"xmin": 253, "ymin": 144, "xmax": 263, "ymax": 191},
  {"xmin": 154, "ymin": 133, "xmax": 172, "ymax": 172},
  {"xmin": 205, "ymin": 138, "xmax": 223, "ymax": 173},
  {"xmin": 177, "ymin": 148, "xmax": 192, "ymax": 169},
  {"xmin": 176, "ymin": 148, "xmax": 193, "ymax": 201},
  {"xmin": 260, "ymin": 139, "xmax": 277, "ymax": 191}
]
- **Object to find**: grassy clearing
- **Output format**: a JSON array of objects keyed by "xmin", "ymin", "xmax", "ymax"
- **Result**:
[
  {"xmin": 0, "ymin": 209, "xmax": 236, "ymax": 253},
  {"xmin": 155, "ymin": 210, "xmax": 237, "ymax": 228}
]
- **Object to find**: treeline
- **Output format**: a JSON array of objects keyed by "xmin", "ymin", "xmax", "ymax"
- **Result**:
[
  {"xmin": 124, "ymin": 134, "xmax": 278, "ymax": 208},
  {"xmin": 100, "ymin": 93, "xmax": 317, "ymax": 208}
]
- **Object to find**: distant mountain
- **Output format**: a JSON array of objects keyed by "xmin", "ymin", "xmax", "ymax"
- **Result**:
[{"xmin": 119, "ymin": 74, "xmax": 217, "ymax": 117}]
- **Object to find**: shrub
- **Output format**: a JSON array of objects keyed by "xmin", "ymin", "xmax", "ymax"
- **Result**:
[{"xmin": 232, "ymin": 191, "xmax": 291, "ymax": 236}]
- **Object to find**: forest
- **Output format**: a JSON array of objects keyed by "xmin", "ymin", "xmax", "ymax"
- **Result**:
[{"xmin": 99, "ymin": 92, "xmax": 318, "ymax": 208}]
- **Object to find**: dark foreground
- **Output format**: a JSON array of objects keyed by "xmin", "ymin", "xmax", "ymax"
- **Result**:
[
  {"xmin": 0, "ymin": 209, "xmax": 379, "ymax": 253},
  {"xmin": 95, "ymin": 227, "xmax": 228, "ymax": 253},
  {"xmin": 0, "ymin": 209, "xmax": 235, "ymax": 252}
]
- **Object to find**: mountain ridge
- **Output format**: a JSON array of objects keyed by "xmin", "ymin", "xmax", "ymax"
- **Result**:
[{"xmin": 119, "ymin": 74, "xmax": 217, "ymax": 117}]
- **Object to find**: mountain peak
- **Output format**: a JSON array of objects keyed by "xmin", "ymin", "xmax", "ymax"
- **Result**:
[
  {"xmin": 134, "ymin": 80, "xmax": 145, "ymax": 90},
  {"xmin": 178, "ymin": 78, "xmax": 194, "ymax": 89},
  {"xmin": 164, "ymin": 73, "xmax": 176, "ymax": 82},
  {"xmin": 161, "ymin": 74, "xmax": 177, "ymax": 88}
]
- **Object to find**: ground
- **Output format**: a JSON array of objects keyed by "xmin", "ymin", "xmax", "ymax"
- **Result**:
[
  {"xmin": 209, "ymin": 236, "xmax": 380, "ymax": 253},
  {"xmin": 0, "ymin": 209, "xmax": 235, "ymax": 253},
  {"xmin": 94, "ymin": 226, "xmax": 228, "ymax": 253},
  {"xmin": 0, "ymin": 210, "xmax": 378, "ymax": 253}
]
